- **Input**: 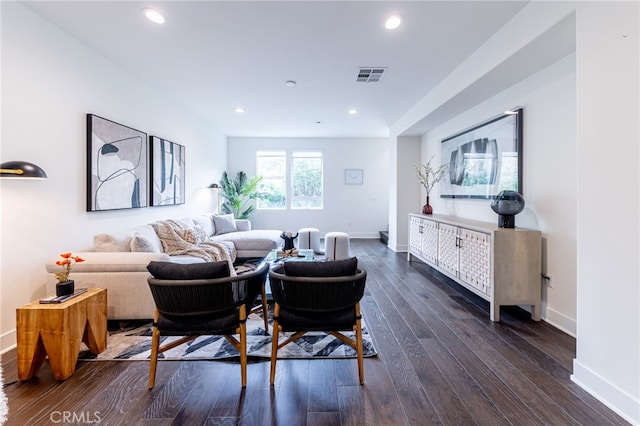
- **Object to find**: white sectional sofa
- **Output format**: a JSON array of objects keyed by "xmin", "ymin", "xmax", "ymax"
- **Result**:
[{"xmin": 45, "ymin": 214, "xmax": 282, "ymax": 320}]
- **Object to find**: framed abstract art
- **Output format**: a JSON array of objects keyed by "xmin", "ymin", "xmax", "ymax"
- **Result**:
[
  {"xmin": 149, "ymin": 136, "xmax": 186, "ymax": 206},
  {"xmin": 86, "ymin": 114, "xmax": 147, "ymax": 211},
  {"xmin": 440, "ymin": 108, "xmax": 523, "ymax": 199}
]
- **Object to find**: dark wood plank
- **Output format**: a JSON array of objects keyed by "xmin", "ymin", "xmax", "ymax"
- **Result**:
[
  {"xmin": 395, "ymin": 387, "xmax": 442, "ymax": 426},
  {"xmin": 336, "ymin": 385, "xmax": 371, "ymax": 426},
  {"xmin": 117, "ymin": 361, "xmax": 183, "ymax": 425},
  {"xmin": 359, "ymin": 292, "xmax": 423, "ymax": 389},
  {"xmin": 307, "ymin": 359, "xmax": 338, "ymax": 412},
  {"xmin": 271, "ymin": 359, "xmax": 308, "ymax": 425},
  {"xmin": 206, "ymin": 417, "xmax": 240, "ymax": 426},
  {"xmin": 307, "ymin": 411, "xmax": 341, "ymax": 426},
  {"xmin": 419, "ymin": 337, "xmax": 511, "ymax": 425},
  {"xmin": 171, "ymin": 362, "xmax": 234, "ymax": 425}
]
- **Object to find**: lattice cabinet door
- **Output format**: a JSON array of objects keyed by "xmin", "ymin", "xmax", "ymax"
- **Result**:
[
  {"xmin": 459, "ymin": 228, "xmax": 491, "ymax": 295},
  {"xmin": 409, "ymin": 215, "xmax": 424, "ymax": 256},
  {"xmin": 437, "ymin": 223, "xmax": 459, "ymax": 276},
  {"xmin": 421, "ymin": 219, "xmax": 439, "ymax": 264}
]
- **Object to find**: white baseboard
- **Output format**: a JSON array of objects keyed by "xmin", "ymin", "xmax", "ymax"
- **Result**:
[
  {"xmin": 343, "ymin": 233, "xmax": 380, "ymax": 239},
  {"xmin": 543, "ymin": 307, "xmax": 576, "ymax": 337},
  {"xmin": 0, "ymin": 329, "xmax": 16, "ymax": 355},
  {"xmin": 388, "ymin": 243, "xmax": 408, "ymax": 252},
  {"xmin": 572, "ymin": 359, "xmax": 640, "ymax": 425}
]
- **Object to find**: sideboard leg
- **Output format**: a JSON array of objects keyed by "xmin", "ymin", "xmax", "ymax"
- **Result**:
[
  {"xmin": 491, "ymin": 303, "xmax": 501, "ymax": 322},
  {"xmin": 531, "ymin": 304, "xmax": 541, "ymax": 321}
]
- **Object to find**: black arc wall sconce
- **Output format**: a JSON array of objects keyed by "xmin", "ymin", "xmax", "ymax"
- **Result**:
[{"xmin": 0, "ymin": 161, "xmax": 48, "ymax": 179}]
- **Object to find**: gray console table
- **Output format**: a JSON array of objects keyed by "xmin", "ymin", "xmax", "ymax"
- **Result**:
[{"xmin": 408, "ymin": 213, "xmax": 542, "ymax": 322}]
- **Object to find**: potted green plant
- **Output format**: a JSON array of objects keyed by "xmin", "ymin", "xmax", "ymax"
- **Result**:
[{"xmin": 220, "ymin": 171, "xmax": 263, "ymax": 219}]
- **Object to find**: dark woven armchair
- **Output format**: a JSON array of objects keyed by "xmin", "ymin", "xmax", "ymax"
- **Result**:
[
  {"xmin": 268, "ymin": 261, "xmax": 367, "ymax": 385},
  {"xmin": 146, "ymin": 261, "xmax": 269, "ymax": 389}
]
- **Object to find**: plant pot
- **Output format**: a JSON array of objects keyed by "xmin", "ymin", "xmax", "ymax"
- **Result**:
[{"xmin": 56, "ymin": 280, "xmax": 74, "ymax": 297}]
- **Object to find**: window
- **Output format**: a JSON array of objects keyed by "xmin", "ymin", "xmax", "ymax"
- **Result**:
[
  {"xmin": 256, "ymin": 150, "xmax": 323, "ymax": 210},
  {"xmin": 292, "ymin": 151, "xmax": 323, "ymax": 209},
  {"xmin": 256, "ymin": 151, "xmax": 286, "ymax": 209}
]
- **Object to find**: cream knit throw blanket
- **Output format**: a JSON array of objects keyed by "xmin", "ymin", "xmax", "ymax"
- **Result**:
[{"xmin": 152, "ymin": 220, "xmax": 236, "ymax": 275}]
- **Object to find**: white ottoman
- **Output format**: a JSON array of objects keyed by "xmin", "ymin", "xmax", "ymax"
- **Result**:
[
  {"xmin": 298, "ymin": 227, "xmax": 322, "ymax": 254},
  {"xmin": 324, "ymin": 231, "xmax": 350, "ymax": 260}
]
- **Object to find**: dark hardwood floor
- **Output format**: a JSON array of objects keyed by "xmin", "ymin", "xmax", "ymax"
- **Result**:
[{"xmin": 1, "ymin": 239, "xmax": 629, "ymax": 425}]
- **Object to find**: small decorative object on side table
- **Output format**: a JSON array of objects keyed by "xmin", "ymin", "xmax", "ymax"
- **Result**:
[
  {"xmin": 53, "ymin": 252, "xmax": 85, "ymax": 296},
  {"xmin": 414, "ymin": 156, "xmax": 448, "ymax": 215}
]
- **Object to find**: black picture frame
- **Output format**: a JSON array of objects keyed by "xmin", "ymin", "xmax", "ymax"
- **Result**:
[
  {"xmin": 86, "ymin": 114, "xmax": 147, "ymax": 211},
  {"xmin": 440, "ymin": 108, "xmax": 523, "ymax": 199},
  {"xmin": 149, "ymin": 136, "xmax": 186, "ymax": 206}
]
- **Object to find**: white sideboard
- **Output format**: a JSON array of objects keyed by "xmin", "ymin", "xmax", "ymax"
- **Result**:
[{"xmin": 408, "ymin": 213, "xmax": 542, "ymax": 322}]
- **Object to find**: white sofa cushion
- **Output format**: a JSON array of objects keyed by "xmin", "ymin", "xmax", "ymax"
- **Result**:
[
  {"xmin": 177, "ymin": 217, "xmax": 195, "ymax": 227},
  {"xmin": 210, "ymin": 229, "xmax": 281, "ymax": 252},
  {"xmin": 131, "ymin": 224, "xmax": 163, "ymax": 253},
  {"xmin": 235, "ymin": 219, "xmax": 251, "ymax": 232},
  {"xmin": 192, "ymin": 214, "xmax": 215, "ymax": 237},
  {"xmin": 212, "ymin": 214, "xmax": 238, "ymax": 235},
  {"xmin": 93, "ymin": 230, "xmax": 134, "ymax": 252}
]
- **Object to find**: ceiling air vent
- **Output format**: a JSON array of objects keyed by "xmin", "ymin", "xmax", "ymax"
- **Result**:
[{"xmin": 356, "ymin": 67, "xmax": 387, "ymax": 83}]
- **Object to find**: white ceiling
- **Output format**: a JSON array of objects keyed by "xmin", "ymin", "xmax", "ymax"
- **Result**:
[{"xmin": 22, "ymin": 1, "xmax": 532, "ymax": 138}]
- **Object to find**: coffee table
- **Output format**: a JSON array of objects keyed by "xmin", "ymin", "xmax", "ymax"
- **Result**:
[
  {"xmin": 265, "ymin": 248, "xmax": 315, "ymax": 262},
  {"xmin": 262, "ymin": 249, "xmax": 319, "ymax": 301}
]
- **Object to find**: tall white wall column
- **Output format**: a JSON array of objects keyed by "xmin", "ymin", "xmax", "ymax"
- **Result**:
[{"xmin": 388, "ymin": 135, "xmax": 421, "ymax": 252}]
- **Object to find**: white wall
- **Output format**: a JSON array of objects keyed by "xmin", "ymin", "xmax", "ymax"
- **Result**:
[
  {"xmin": 572, "ymin": 2, "xmax": 639, "ymax": 424},
  {"xmin": 387, "ymin": 135, "xmax": 421, "ymax": 252},
  {"xmin": 227, "ymin": 137, "xmax": 389, "ymax": 238},
  {"xmin": 0, "ymin": 3, "xmax": 226, "ymax": 352},
  {"xmin": 423, "ymin": 54, "xmax": 577, "ymax": 334}
]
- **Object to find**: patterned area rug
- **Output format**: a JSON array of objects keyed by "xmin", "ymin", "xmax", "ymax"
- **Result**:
[{"xmin": 78, "ymin": 308, "xmax": 377, "ymax": 361}]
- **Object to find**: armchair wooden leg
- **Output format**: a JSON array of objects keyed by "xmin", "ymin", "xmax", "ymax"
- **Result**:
[
  {"xmin": 261, "ymin": 284, "xmax": 269, "ymax": 334},
  {"xmin": 239, "ymin": 305, "xmax": 248, "ymax": 388},
  {"xmin": 269, "ymin": 303, "xmax": 281, "ymax": 385},
  {"xmin": 148, "ymin": 310, "xmax": 160, "ymax": 390},
  {"xmin": 355, "ymin": 303, "xmax": 364, "ymax": 385}
]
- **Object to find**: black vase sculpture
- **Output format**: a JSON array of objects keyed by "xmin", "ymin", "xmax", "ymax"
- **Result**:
[{"xmin": 490, "ymin": 190, "xmax": 525, "ymax": 228}]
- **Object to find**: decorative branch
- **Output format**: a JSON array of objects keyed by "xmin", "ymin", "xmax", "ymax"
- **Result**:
[{"xmin": 414, "ymin": 156, "xmax": 448, "ymax": 196}]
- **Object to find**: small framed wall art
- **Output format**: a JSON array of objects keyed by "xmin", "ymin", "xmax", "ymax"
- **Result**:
[
  {"xmin": 344, "ymin": 169, "xmax": 363, "ymax": 185},
  {"xmin": 150, "ymin": 136, "xmax": 186, "ymax": 206},
  {"xmin": 86, "ymin": 114, "xmax": 148, "ymax": 211}
]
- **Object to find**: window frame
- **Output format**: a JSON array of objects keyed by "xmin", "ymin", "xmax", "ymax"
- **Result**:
[
  {"xmin": 255, "ymin": 149, "xmax": 324, "ymax": 211},
  {"xmin": 290, "ymin": 150, "xmax": 324, "ymax": 210},
  {"xmin": 256, "ymin": 150, "xmax": 287, "ymax": 210}
]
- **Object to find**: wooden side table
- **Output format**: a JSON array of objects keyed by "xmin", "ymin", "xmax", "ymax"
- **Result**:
[{"xmin": 16, "ymin": 288, "xmax": 107, "ymax": 380}]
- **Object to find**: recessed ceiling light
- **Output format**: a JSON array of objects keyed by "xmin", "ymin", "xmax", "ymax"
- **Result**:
[
  {"xmin": 285, "ymin": 80, "xmax": 297, "ymax": 87},
  {"xmin": 143, "ymin": 8, "xmax": 165, "ymax": 24},
  {"xmin": 349, "ymin": 109, "xmax": 358, "ymax": 115},
  {"xmin": 234, "ymin": 107, "xmax": 245, "ymax": 113},
  {"xmin": 385, "ymin": 15, "xmax": 403, "ymax": 30}
]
